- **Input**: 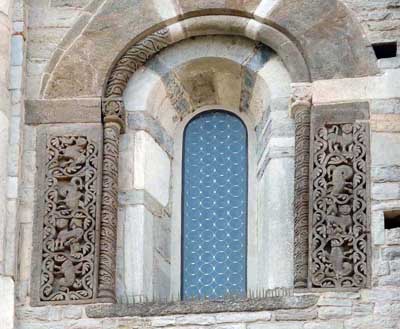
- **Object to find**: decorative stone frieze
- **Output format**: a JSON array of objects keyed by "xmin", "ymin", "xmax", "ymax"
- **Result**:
[
  {"xmin": 309, "ymin": 103, "xmax": 371, "ymax": 289},
  {"xmin": 290, "ymin": 83, "xmax": 312, "ymax": 289},
  {"xmin": 32, "ymin": 125, "xmax": 103, "ymax": 305}
]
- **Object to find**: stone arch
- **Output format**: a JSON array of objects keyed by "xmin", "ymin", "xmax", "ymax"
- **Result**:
[
  {"xmin": 32, "ymin": 4, "xmax": 377, "ymax": 304},
  {"xmin": 42, "ymin": 0, "xmax": 378, "ymax": 99},
  {"xmin": 112, "ymin": 35, "xmax": 294, "ymax": 301}
]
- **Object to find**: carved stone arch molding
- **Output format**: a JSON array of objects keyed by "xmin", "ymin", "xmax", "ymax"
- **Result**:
[{"xmin": 32, "ymin": 13, "xmax": 372, "ymax": 305}]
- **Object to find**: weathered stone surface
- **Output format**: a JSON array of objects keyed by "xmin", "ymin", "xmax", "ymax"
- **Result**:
[
  {"xmin": 382, "ymin": 247, "xmax": 400, "ymax": 261},
  {"xmin": 318, "ymin": 307, "xmax": 352, "ymax": 320},
  {"xmin": 267, "ymin": 0, "xmax": 378, "ymax": 80},
  {"xmin": 248, "ymin": 323, "xmax": 304, "ymax": 329},
  {"xmin": 127, "ymin": 112, "xmax": 173, "ymax": 157},
  {"xmin": 275, "ymin": 308, "xmax": 317, "ymax": 321},
  {"xmin": 386, "ymin": 228, "xmax": 400, "ymax": 245},
  {"xmin": 0, "ymin": 276, "xmax": 14, "ymax": 329},
  {"xmin": 86, "ymin": 296, "xmax": 319, "ymax": 318},
  {"xmin": 305, "ymin": 321, "xmax": 344, "ymax": 329},
  {"xmin": 25, "ymin": 99, "xmax": 101, "ymax": 124},
  {"xmin": 133, "ymin": 131, "xmax": 171, "ymax": 207}
]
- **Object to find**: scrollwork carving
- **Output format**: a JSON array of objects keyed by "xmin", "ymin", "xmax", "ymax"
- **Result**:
[
  {"xmin": 310, "ymin": 122, "xmax": 369, "ymax": 288},
  {"xmin": 291, "ymin": 83, "xmax": 312, "ymax": 289},
  {"xmin": 39, "ymin": 136, "xmax": 99, "ymax": 302},
  {"xmin": 97, "ymin": 123, "xmax": 121, "ymax": 301},
  {"xmin": 105, "ymin": 28, "xmax": 171, "ymax": 98}
]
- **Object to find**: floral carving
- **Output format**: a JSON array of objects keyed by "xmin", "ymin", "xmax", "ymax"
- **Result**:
[
  {"xmin": 40, "ymin": 136, "xmax": 99, "ymax": 302},
  {"xmin": 310, "ymin": 123, "xmax": 369, "ymax": 288}
]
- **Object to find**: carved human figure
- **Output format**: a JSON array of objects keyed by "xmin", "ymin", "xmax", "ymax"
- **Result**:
[
  {"xmin": 327, "ymin": 124, "xmax": 353, "ymax": 153},
  {"xmin": 57, "ymin": 177, "xmax": 83, "ymax": 212},
  {"xmin": 329, "ymin": 239, "xmax": 352, "ymax": 277},
  {"xmin": 327, "ymin": 165, "xmax": 353, "ymax": 195},
  {"xmin": 327, "ymin": 205, "xmax": 352, "ymax": 234}
]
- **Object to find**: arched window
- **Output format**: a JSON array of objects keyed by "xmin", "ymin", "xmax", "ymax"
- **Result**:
[{"xmin": 182, "ymin": 110, "xmax": 248, "ymax": 300}]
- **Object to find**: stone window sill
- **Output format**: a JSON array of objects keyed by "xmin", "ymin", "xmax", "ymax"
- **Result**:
[{"xmin": 86, "ymin": 295, "xmax": 318, "ymax": 318}]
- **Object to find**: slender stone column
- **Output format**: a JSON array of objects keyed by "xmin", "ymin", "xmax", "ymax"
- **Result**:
[
  {"xmin": 98, "ymin": 99, "xmax": 125, "ymax": 301},
  {"xmin": 290, "ymin": 83, "xmax": 312, "ymax": 289}
]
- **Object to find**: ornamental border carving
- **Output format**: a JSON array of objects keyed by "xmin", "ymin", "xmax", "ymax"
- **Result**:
[
  {"xmin": 32, "ymin": 124, "xmax": 103, "ymax": 306},
  {"xmin": 308, "ymin": 103, "xmax": 371, "ymax": 290}
]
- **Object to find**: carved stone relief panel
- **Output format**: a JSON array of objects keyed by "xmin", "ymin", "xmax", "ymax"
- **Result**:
[
  {"xmin": 32, "ymin": 124, "xmax": 103, "ymax": 305},
  {"xmin": 309, "ymin": 103, "xmax": 371, "ymax": 289}
]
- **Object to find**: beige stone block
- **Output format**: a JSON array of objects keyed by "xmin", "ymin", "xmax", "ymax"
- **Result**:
[
  {"xmin": 370, "ymin": 114, "xmax": 400, "ymax": 132},
  {"xmin": 0, "ymin": 111, "xmax": 9, "ymax": 267},
  {"xmin": 25, "ymin": 98, "xmax": 101, "ymax": 124},
  {"xmin": 0, "ymin": 275, "xmax": 14, "ymax": 329},
  {"xmin": 123, "ymin": 205, "xmax": 154, "ymax": 301},
  {"xmin": 177, "ymin": 0, "xmax": 260, "ymax": 14},
  {"xmin": 118, "ymin": 132, "xmax": 135, "ymax": 191},
  {"xmin": 254, "ymin": 0, "xmax": 280, "ymax": 19},
  {"xmin": 372, "ymin": 133, "xmax": 400, "ymax": 167},
  {"xmin": 248, "ymin": 323, "xmax": 303, "ymax": 329},
  {"xmin": 134, "ymin": 131, "xmax": 171, "ymax": 206}
]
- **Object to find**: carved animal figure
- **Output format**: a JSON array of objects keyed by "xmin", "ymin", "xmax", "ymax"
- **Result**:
[
  {"xmin": 327, "ymin": 124, "xmax": 353, "ymax": 153},
  {"xmin": 59, "ymin": 138, "xmax": 87, "ymax": 168},
  {"xmin": 54, "ymin": 259, "xmax": 82, "ymax": 288},
  {"xmin": 329, "ymin": 240, "xmax": 352, "ymax": 277},
  {"xmin": 55, "ymin": 228, "xmax": 84, "ymax": 250},
  {"xmin": 327, "ymin": 165, "xmax": 353, "ymax": 195},
  {"xmin": 58, "ymin": 177, "xmax": 83, "ymax": 211},
  {"xmin": 327, "ymin": 205, "xmax": 352, "ymax": 233}
]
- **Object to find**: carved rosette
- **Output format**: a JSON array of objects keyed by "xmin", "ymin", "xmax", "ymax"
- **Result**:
[
  {"xmin": 290, "ymin": 83, "xmax": 312, "ymax": 289},
  {"xmin": 310, "ymin": 122, "xmax": 369, "ymax": 288},
  {"xmin": 39, "ymin": 136, "xmax": 99, "ymax": 302}
]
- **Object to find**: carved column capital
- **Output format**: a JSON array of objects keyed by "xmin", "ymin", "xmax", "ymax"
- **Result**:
[
  {"xmin": 102, "ymin": 98, "xmax": 126, "ymax": 133},
  {"xmin": 289, "ymin": 83, "xmax": 313, "ymax": 117}
]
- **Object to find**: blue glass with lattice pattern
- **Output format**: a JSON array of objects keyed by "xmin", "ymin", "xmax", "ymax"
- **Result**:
[{"xmin": 182, "ymin": 110, "xmax": 248, "ymax": 300}]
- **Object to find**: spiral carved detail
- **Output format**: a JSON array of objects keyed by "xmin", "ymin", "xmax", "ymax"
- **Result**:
[
  {"xmin": 293, "ymin": 106, "xmax": 311, "ymax": 288},
  {"xmin": 97, "ymin": 123, "xmax": 121, "ymax": 301}
]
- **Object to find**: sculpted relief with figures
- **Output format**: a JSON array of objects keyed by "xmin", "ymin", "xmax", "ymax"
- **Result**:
[
  {"xmin": 36, "ymin": 135, "xmax": 99, "ymax": 303},
  {"xmin": 310, "ymin": 122, "xmax": 369, "ymax": 288}
]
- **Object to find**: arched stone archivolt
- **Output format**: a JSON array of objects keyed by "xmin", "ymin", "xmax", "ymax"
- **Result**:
[
  {"xmin": 41, "ymin": 1, "xmax": 378, "ymax": 100},
  {"xmin": 32, "ymin": 10, "xmax": 373, "ymax": 305}
]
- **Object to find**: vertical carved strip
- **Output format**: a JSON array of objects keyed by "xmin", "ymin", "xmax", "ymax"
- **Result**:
[
  {"xmin": 290, "ymin": 83, "xmax": 312, "ymax": 289},
  {"xmin": 97, "ymin": 100, "xmax": 125, "ymax": 301},
  {"xmin": 310, "ymin": 120, "xmax": 369, "ymax": 288},
  {"xmin": 34, "ymin": 132, "xmax": 100, "ymax": 305}
]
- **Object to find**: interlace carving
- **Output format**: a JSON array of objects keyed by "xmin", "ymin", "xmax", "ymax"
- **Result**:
[
  {"xmin": 311, "ymin": 123, "xmax": 369, "ymax": 288},
  {"xmin": 40, "ymin": 136, "xmax": 99, "ymax": 302}
]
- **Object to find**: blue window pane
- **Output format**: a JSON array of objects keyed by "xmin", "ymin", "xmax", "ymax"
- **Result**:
[{"xmin": 182, "ymin": 111, "xmax": 248, "ymax": 300}]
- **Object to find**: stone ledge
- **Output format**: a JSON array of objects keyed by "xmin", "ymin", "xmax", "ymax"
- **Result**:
[
  {"xmin": 86, "ymin": 296, "xmax": 318, "ymax": 318},
  {"xmin": 25, "ymin": 98, "xmax": 101, "ymax": 125}
]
